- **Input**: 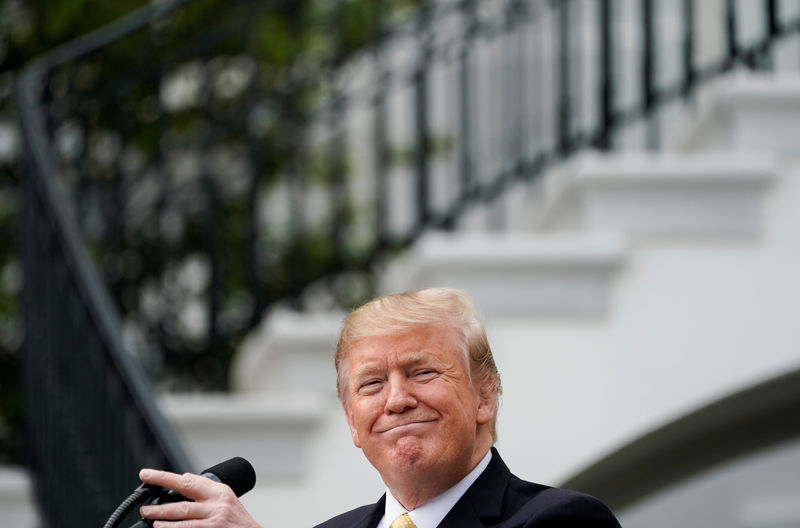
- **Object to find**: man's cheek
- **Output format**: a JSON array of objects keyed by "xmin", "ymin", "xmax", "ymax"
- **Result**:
[{"xmin": 344, "ymin": 406, "xmax": 363, "ymax": 448}]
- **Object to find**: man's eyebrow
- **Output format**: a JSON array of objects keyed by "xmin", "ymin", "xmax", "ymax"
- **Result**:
[
  {"xmin": 403, "ymin": 351, "xmax": 451, "ymax": 370},
  {"xmin": 350, "ymin": 362, "xmax": 384, "ymax": 379},
  {"xmin": 350, "ymin": 352, "xmax": 438, "ymax": 375},
  {"xmin": 402, "ymin": 352, "xmax": 432, "ymax": 366}
]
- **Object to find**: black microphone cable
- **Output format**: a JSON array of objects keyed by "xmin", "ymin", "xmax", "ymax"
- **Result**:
[
  {"xmin": 103, "ymin": 457, "xmax": 256, "ymax": 528},
  {"xmin": 102, "ymin": 483, "xmax": 157, "ymax": 528}
]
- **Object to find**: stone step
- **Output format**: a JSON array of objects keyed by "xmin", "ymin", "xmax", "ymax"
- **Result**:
[
  {"xmin": 160, "ymin": 393, "xmax": 326, "ymax": 481},
  {"xmin": 536, "ymin": 152, "xmax": 775, "ymax": 239},
  {"xmin": 379, "ymin": 230, "xmax": 627, "ymax": 317},
  {"xmin": 677, "ymin": 74, "xmax": 800, "ymax": 157},
  {"xmin": 230, "ymin": 309, "xmax": 344, "ymax": 396},
  {"xmin": 0, "ymin": 466, "xmax": 39, "ymax": 527}
]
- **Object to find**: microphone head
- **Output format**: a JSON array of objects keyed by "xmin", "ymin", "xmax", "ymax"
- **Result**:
[{"xmin": 200, "ymin": 457, "xmax": 256, "ymax": 497}]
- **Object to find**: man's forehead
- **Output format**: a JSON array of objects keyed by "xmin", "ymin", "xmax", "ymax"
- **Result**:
[
  {"xmin": 350, "ymin": 349, "xmax": 436, "ymax": 372},
  {"xmin": 346, "ymin": 329, "xmax": 462, "ymax": 373}
]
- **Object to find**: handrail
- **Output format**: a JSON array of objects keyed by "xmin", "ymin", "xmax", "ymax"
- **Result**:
[{"xmin": 16, "ymin": 1, "xmax": 195, "ymax": 526}]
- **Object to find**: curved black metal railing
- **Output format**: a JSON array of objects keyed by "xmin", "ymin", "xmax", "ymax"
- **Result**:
[
  {"xmin": 15, "ymin": 0, "xmax": 800, "ymax": 525},
  {"xmin": 16, "ymin": 2, "xmax": 195, "ymax": 527},
  {"xmin": 18, "ymin": 0, "xmax": 800, "ymax": 390}
]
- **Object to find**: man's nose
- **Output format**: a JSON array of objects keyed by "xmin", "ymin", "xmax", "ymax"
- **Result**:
[{"xmin": 384, "ymin": 374, "xmax": 417, "ymax": 414}]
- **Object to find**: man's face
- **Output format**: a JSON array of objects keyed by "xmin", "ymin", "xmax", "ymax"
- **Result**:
[{"xmin": 341, "ymin": 324, "xmax": 494, "ymax": 486}]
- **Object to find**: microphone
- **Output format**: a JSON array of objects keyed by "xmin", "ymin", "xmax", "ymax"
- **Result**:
[
  {"xmin": 104, "ymin": 457, "xmax": 256, "ymax": 528},
  {"xmin": 149, "ymin": 456, "xmax": 257, "ymax": 504},
  {"xmin": 201, "ymin": 456, "xmax": 256, "ymax": 496}
]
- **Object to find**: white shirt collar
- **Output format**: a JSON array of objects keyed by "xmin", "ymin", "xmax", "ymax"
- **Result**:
[{"xmin": 379, "ymin": 449, "xmax": 493, "ymax": 528}]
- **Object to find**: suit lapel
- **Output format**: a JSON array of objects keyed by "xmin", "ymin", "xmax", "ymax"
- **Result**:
[
  {"xmin": 354, "ymin": 494, "xmax": 386, "ymax": 528},
  {"xmin": 437, "ymin": 502, "xmax": 489, "ymax": 528},
  {"xmin": 437, "ymin": 448, "xmax": 511, "ymax": 528}
]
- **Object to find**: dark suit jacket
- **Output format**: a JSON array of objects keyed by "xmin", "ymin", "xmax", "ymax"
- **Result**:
[{"xmin": 314, "ymin": 448, "xmax": 621, "ymax": 527}]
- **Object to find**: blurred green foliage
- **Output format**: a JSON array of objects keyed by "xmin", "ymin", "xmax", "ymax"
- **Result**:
[
  {"xmin": 0, "ymin": 0, "xmax": 150, "ymax": 468},
  {"xmin": 0, "ymin": 0, "xmax": 421, "ymax": 465}
]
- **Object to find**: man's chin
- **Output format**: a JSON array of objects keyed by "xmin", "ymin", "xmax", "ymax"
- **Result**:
[
  {"xmin": 364, "ymin": 435, "xmax": 443, "ymax": 476},
  {"xmin": 385, "ymin": 436, "xmax": 431, "ymax": 470}
]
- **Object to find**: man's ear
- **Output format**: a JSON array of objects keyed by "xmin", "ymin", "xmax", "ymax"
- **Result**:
[
  {"xmin": 341, "ymin": 399, "xmax": 362, "ymax": 448},
  {"xmin": 475, "ymin": 384, "xmax": 497, "ymax": 426}
]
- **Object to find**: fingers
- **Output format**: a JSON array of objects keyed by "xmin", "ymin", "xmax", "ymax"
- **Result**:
[
  {"xmin": 137, "ymin": 491, "xmax": 261, "ymax": 528},
  {"xmin": 137, "ymin": 468, "xmax": 260, "ymax": 528},
  {"xmin": 139, "ymin": 469, "xmax": 220, "ymax": 501},
  {"xmin": 150, "ymin": 521, "xmax": 199, "ymax": 528},
  {"xmin": 140, "ymin": 501, "xmax": 209, "ymax": 521}
]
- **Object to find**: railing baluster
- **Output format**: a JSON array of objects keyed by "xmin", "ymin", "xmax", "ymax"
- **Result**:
[
  {"xmin": 246, "ymin": 138, "xmax": 265, "ymax": 327},
  {"xmin": 203, "ymin": 165, "xmax": 221, "ymax": 351},
  {"xmin": 329, "ymin": 92, "xmax": 348, "ymax": 267},
  {"xmin": 762, "ymin": 0, "xmax": 779, "ymax": 70},
  {"xmin": 596, "ymin": 0, "xmax": 614, "ymax": 150},
  {"xmin": 767, "ymin": 0, "xmax": 779, "ymax": 37},
  {"xmin": 414, "ymin": 4, "xmax": 432, "ymax": 230},
  {"xmin": 373, "ymin": 57, "xmax": 389, "ymax": 247},
  {"xmin": 682, "ymin": 0, "xmax": 696, "ymax": 97},
  {"xmin": 459, "ymin": 0, "xmax": 476, "ymax": 207},
  {"xmin": 287, "ymin": 139, "xmax": 305, "ymax": 303},
  {"xmin": 642, "ymin": 0, "xmax": 657, "ymax": 148},
  {"xmin": 726, "ymin": 0, "xmax": 739, "ymax": 68},
  {"xmin": 368, "ymin": 0, "xmax": 387, "ymax": 251},
  {"xmin": 557, "ymin": 0, "xmax": 572, "ymax": 156}
]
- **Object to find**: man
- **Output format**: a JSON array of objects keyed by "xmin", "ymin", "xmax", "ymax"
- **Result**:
[{"xmin": 139, "ymin": 288, "xmax": 621, "ymax": 527}]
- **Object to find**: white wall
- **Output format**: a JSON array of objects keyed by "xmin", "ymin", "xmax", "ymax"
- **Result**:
[{"xmin": 0, "ymin": 466, "xmax": 39, "ymax": 528}]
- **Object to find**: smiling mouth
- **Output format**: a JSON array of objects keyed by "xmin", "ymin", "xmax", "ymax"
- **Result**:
[{"xmin": 378, "ymin": 420, "xmax": 435, "ymax": 434}]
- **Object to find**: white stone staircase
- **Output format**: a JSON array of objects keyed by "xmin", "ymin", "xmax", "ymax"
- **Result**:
[
  {"xmin": 379, "ymin": 230, "xmax": 628, "ymax": 317},
  {"xmin": 535, "ymin": 151, "xmax": 774, "ymax": 239},
  {"xmin": 0, "ymin": 466, "xmax": 38, "ymax": 528},
  {"xmin": 145, "ymin": 73, "xmax": 800, "ymax": 528},
  {"xmin": 3, "ymin": 80, "xmax": 781, "ymax": 528}
]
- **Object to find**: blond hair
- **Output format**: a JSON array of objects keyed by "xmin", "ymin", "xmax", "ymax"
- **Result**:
[{"xmin": 335, "ymin": 287, "xmax": 502, "ymax": 441}]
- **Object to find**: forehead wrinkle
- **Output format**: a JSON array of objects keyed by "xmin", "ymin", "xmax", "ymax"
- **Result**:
[
  {"xmin": 399, "ymin": 350, "xmax": 439, "ymax": 367},
  {"xmin": 349, "ymin": 348, "xmax": 441, "ymax": 379}
]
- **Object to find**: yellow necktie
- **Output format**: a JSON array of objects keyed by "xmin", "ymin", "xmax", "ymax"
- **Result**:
[{"xmin": 390, "ymin": 513, "xmax": 417, "ymax": 528}]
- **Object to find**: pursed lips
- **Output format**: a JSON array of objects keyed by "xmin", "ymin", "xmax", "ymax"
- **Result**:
[{"xmin": 375, "ymin": 418, "xmax": 436, "ymax": 433}]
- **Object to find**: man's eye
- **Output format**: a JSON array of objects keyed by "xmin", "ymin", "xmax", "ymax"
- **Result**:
[
  {"xmin": 359, "ymin": 380, "xmax": 382, "ymax": 393},
  {"xmin": 414, "ymin": 369, "xmax": 436, "ymax": 379}
]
